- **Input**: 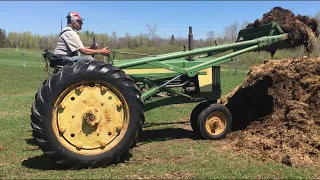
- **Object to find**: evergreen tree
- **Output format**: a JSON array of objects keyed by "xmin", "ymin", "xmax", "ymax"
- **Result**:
[
  {"xmin": 0, "ymin": 29, "xmax": 6, "ymax": 47},
  {"xmin": 170, "ymin": 34, "xmax": 175, "ymax": 45}
]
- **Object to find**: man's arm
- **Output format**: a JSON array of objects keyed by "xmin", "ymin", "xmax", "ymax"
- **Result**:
[
  {"xmin": 62, "ymin": 31, "xmax": 110, "ymax": 56},
  {"xmin": 79, "ymin": 47, "xmax": 111, "ymax": 55}
]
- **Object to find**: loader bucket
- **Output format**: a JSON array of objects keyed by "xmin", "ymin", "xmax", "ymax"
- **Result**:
[
  {"xmin": 235, "ymin": 21, "xmax": 290, "ymax": 52},
  {"xmin": 237, "ymin": 21, "xmax": 284, "ymax": 42}
]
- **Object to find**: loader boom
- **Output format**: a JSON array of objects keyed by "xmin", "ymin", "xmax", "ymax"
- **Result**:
[{"xmin": 110, "ymin": 22, "xmax": 288, "ymax": 101}]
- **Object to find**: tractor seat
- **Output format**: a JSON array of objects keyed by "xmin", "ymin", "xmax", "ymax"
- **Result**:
[{"xmin": 42, "ymin": 49, "xmax": 72, "ymax": 68}]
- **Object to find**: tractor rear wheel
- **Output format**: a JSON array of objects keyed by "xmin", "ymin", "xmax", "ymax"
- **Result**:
[
  {"xmin": 190, "ymin": 101, "xmax": 209, "ymax": 135},
  {"xmin": 198, "ymin": 104, "xmax": 232, "ymax": 140},
  {"xmin": 31, "ymin": 60, "xmax": 144, "ymax": 168}
]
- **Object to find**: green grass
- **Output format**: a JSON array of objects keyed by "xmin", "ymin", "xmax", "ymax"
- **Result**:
[
  {"xmin": 0, "ymin": 48, "xmax": 43, "ymax": 67},
  {"xmin": 0, "ymin": 49, "xmax": 318, "ymax": 179}
]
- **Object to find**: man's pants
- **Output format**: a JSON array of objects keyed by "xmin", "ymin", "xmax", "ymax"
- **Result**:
[
  {"xmin": 50, "ymin": 55, "xmax": 95, "ymax": 73},
  {"xmin": 64, "ymin": 56, "xmax": 94, "ymax": 62}
]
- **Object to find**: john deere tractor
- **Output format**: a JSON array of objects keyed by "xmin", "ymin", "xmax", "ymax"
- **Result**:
[{"xmin": 31, "ymin": 22, "xmax": 288, "ymax": 168}]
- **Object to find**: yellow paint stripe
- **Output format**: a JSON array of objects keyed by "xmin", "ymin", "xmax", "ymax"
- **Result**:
[
  {"xmin": 198, "ymin": 68, "xmax": 212, "ymax": 92},
  {"xmin": 124, "ymin": 68, "xmax": 213, "ymax": 92}
]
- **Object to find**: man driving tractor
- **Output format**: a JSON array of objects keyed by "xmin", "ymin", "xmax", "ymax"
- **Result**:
[{"xmin": 53, "ymin": 12, "xmax": 111, "ymax": 61}]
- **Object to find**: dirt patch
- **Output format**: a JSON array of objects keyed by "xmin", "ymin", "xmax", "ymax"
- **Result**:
[
  {"xmin": 219, "ymin": 57, "xmax": 320, "ymax": 167},
  {"xmin": 247, "ymin": 7, "xmax": 319, "ymax": 55}
]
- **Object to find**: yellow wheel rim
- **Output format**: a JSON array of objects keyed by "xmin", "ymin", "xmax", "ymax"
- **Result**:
[
  {"xmin": 52, "ymin": 81, "xmax": 129, "ymax": 155},
  {"xmin": 205, "ymin": 111, "xmax": 226, "ymax": 136}
]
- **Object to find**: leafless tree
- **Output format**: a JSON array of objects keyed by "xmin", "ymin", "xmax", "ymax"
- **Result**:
[
  {"xmin": 109, "ymin": 31, "xmax": 118, "ymax": 49},
  {"xmin": 206, "ymin": 31, "xmax": 216, "ymax": 46},
  {"xmin": 224, "ymin": 21, "xmax": 240, "ymax": 75},
  {"xmin": 146, "ymin": 24, "xmax": 158, "ymax": 46},
  {"xmin": 224, "ymin": 21, "xmax": 240, "ymax": 42},
  {"xmin": 124, "ymin": 32, "xmax": 132, "ymax": 48}
]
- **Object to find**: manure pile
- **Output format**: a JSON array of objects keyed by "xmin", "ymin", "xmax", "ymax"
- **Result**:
[{"xmin": 219, "ymin": 57, "xmax": 320, "ymax": 167}]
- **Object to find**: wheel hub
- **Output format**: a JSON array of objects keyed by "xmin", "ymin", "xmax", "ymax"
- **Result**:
[
  {"xmin": 209, "ymin": 117, "xmax": 220, "ymax": 130},
  {"xmin": 84, "ymin": 108, "xmax": 101, "ymax": 126},
  {"xmin": 205, "ymin": 112, "xmax": 226, "ymax": 135}
]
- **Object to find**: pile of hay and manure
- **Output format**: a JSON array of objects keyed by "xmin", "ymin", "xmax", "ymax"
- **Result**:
[{"xmin": 219, "ymin": 57, "xmax": 320, "ymax": 167}]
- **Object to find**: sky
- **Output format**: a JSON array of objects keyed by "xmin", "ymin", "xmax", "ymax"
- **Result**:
[{"xmin": 1, "ymin": 1, "xmax": 320, "ymax": 39}]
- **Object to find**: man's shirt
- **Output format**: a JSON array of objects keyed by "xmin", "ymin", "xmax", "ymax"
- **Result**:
[{"xmin": 53, "ymin": 26, "xmax": 84, "ymax": 56}]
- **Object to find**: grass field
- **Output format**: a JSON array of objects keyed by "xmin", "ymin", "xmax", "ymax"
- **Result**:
[{"xmin": 0, "ymin": 48, "xmax": 318, "ymax": 179}]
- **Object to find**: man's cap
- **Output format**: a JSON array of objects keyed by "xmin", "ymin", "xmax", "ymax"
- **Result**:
[{"xmin": 66, "ymin": 12, "xmax": 84, "ymax": 22}]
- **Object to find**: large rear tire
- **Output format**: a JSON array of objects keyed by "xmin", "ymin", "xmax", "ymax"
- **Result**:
[{"xmin": 31, "ymin": 60, "xmax": 144, "ymax": 168}]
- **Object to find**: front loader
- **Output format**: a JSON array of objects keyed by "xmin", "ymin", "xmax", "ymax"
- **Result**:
[{"xmin": 32, "ymin": 21, "xmax": 288, "ymax": 168}]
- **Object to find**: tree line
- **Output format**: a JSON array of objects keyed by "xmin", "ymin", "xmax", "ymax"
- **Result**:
[
  {"xmin": 0, "ymin": 21, "xmax": 249, "ymax": 51},
  {"xmin": 1, "ymin": 12, "xmax": 320, "ymax": 51}
]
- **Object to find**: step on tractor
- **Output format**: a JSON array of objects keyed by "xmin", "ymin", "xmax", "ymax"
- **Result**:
[{"xmin": 32, "ymin": 22, "xmax": 288, "ymax": 168}]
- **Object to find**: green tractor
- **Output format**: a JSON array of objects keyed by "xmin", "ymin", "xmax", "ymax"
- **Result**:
[{"xmin": 31, "ymin": 22, "xmax": 288, "ymax": 168}]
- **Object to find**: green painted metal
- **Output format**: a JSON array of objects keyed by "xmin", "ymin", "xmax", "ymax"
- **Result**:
[
  {"xmin": 237, "ymin": 21, "xmax": 284, "ymax": 42},
  {"xmin": 115, "ymin": 41, "xmax": 252, "ymax": 69},
  {"xmin": 114, "ymin": 58, "xmax": 232, "ymax": 70},
  {"xmin": 119, "ymin": 34, "xmax": 287, "ymax": 78},
  {"xmin": 129, "ymin": 73, "xmax": 180, "ymax": 78},
  {"xmin": 115, "ymin": 34, "xmax": 287, "ymax": 71},
  {"xmin": 112, "ymin": 22, "xmax": 289, "ymax": 102},
  {"xmin": 186, "ymin": 45, "xmax": 259, "ymax": 77},
  {"xmin": 114, "ymin": 58, "xmax": 199, "ymax": 69},
  {"xmin": 148, "ymin": 61, "xmax": 186, "ymax": 74},
  {"xmin": 128, "ymin": 71, "xmax": 207, "ymax": 78},
  {"xmin": 132, "ymin": 76, "xmax": 192, "ymax": 101},
  {"xmin": 141, "ymin": 87, "xmax": 159, "ymax": 100}
]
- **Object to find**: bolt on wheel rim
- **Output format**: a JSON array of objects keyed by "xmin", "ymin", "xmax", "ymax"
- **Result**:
[
  {"xmin": 205, "ymin": 111, "xmax": 226, "ymax": 136},
  {"xmin": 52, "ymin": 81, "xmax": 129, "ymax": 155}
]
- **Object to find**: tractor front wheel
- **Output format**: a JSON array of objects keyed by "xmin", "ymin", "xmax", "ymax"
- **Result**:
[
  {"xmin": 190, "ymin": 101, "xmax": 209, "ymax": 135},
  {"xmin": 198, "ymin": 104, "xmax": 232, "ymax": 140},
  {"xmin": 31, "ymin": 60, "xmax": 144, "ymax": 168}
]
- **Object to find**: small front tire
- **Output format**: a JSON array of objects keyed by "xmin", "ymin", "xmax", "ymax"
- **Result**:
[{"xmin": 198, "ymin": 104, "xmax": 232, "ymax": 140}]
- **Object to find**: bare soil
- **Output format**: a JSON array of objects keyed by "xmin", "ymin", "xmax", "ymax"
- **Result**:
[{"xmin": 219, "ymin": 57, "xmax": 320, "ymax": 167}]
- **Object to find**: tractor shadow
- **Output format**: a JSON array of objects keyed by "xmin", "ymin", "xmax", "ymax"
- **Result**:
[
  {"xmin": 21, "ymin": 152, "xmax": 133, "ymax": 170},
  {"xmin": 22, "ymin": 137, "xmax": 64, "ymax": 170},
  {"xmin": 138, "ymin": 121, "xmax": 201, "ymax": 145},
  {"xmin": 22, "ymin": 137, "xmax": 132, "ymax": 170},
  {"xmin": 21, "ymin": 154, "xmax": 64, "ymax": 170},
  {"xmin": 25, "ymin": 137, "xmax": 38, "ymax": 146}
]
